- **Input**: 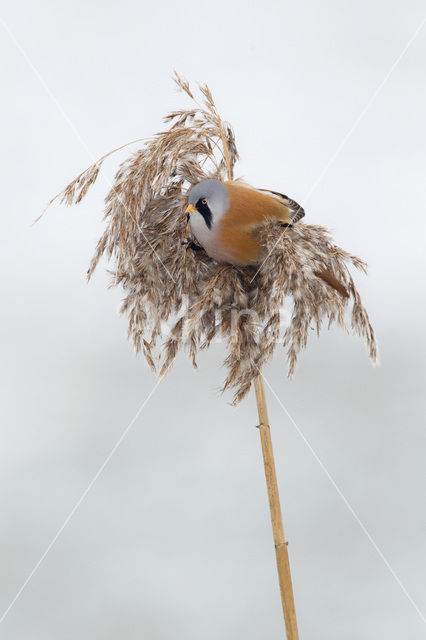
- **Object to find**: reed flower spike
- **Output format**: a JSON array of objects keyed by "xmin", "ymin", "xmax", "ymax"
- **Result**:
[{"xmin": 47, "ymin": 72, "xmax": 377, "ymax": 405}]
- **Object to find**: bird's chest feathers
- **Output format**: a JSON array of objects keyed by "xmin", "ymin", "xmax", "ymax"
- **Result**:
[
  {"xmin": 189, "ymin": 214, "xmax": 233, "ymax": 263},
  {"xmin": 190, "ymin": 212, "xmax": 260, "ymax": 266}
]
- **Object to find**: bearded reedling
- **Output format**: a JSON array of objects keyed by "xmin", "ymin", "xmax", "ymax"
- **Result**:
[{"xmin": 185, "ymin": 179, "xmax": 348, "ymax": 297}]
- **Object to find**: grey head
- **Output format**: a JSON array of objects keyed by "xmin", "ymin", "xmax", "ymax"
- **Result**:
[{"xmin": 187, "ymin": 179, "xmax": 230, "ymax": 231}]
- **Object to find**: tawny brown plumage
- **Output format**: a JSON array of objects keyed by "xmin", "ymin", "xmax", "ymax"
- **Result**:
[
  {"xmin": 314, "ymin": 268, "xmax": 349, "ymax": 298},
  {"xmin": 218, "ymin": 181, "xmax": 292, "ymax": 265},
  {"xmin": 189, "ymin": 179, "xmax": 348, "ymax": 296}
]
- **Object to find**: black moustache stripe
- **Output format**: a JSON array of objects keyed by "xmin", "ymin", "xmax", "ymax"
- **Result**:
[{"xmin": 196, "ymin": 199, "xmax": 212, "ymax": 229}]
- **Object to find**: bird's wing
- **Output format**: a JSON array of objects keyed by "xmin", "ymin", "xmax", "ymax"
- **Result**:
[{"xmin": 256, "ymin": 188, "xmax": 305, "ymax": 223}]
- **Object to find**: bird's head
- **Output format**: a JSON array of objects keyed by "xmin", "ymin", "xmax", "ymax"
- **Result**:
[{"xmin": 185, "ymin": 179, "xmax": 229, "ymax": 231}]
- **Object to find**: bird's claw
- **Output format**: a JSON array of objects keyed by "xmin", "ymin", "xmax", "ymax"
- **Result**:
[{"xmin": 182, "ymin": 238, "xmax": 203, "ymax": 251}]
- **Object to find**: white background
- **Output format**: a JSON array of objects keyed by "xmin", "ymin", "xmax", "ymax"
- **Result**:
[{"xmin": 1, "ymin": 1, "xmax": 426, "ymax": 638}]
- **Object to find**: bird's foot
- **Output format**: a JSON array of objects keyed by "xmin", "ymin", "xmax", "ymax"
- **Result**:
[{"xmin": 182, "ymin": 238, "xmax": 203, "ymax": 251}]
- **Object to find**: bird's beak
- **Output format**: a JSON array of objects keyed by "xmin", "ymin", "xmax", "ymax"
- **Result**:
[{"xmin": 185, "ymin": 205, "xmax": 196, "ymax": 237}]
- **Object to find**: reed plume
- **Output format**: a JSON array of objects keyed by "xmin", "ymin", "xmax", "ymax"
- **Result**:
[{"xmin": 47, "ymin": 72, "xmax": 376, "ymax": 404}]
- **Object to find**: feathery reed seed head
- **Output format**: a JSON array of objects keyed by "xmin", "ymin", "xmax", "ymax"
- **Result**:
[{"xmin": 49, "ymin": 73, "xmax": 377, "ymax": 404}]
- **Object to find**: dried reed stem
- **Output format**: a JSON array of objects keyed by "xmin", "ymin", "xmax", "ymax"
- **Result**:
[
  {"xmin": 217, "ymin": 93, "xmax": 300, "ymax": 638},
  {"xmin": 214, "ymin": 95, "xmax": 298, "ymax": 636},
  {"xmin": 209, "ymin": 85, "xmax": 299, "ymax": 636},
  {"xmin": 254, "ymin": 374, "xmax": 299, "ymax": 639}
]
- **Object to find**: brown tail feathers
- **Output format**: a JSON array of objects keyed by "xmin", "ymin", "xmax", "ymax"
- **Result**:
[{"xmin": 314, "ymin": 268, "xmax": 349, "ymax": 298}]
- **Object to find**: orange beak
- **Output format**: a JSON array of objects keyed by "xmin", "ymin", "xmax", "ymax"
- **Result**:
[{"xmin": 185, "ymin": 204, "xmax": 196, "ymax": 238}]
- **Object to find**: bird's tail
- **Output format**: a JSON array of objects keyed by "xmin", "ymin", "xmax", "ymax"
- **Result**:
[{"xmin": 314, "ymin": 268, "xmax": 349, "ymax": 298}]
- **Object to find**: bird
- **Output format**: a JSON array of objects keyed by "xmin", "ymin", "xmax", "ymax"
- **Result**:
[{"xmin": 185, "ymin": 179, "xmax": 348, "ymax": 297}]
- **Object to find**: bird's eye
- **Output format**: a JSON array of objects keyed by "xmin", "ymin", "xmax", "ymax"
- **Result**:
[{"xmin": 202, "ymin": 198, "xmax": 207, "ymax": 205}]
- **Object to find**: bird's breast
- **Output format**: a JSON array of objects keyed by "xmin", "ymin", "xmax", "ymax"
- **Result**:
[
  {"xmin": 217, "ymin": 223, "xmax": 261, "ymax": 266},
  {"xmin": 189, "ymin": 214, "xmax": 259, "ymax": 266}
]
